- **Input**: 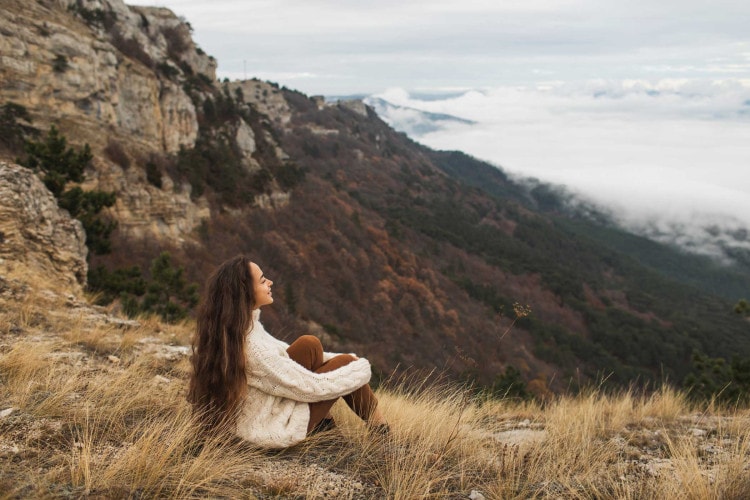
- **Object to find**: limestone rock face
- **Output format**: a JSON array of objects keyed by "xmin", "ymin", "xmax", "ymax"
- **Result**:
[
  {"xmin": 226, "ymin": 81, "xmax": 296, "ymax": 189},
  {"xmin": 0, "ymin": 0, "xmax": 293, "ymax": 249},
  {"xmin": 337, "ymin": 99, "xmax": 369, "ymax": 117},
  {"xmin": 131, "ymin": 5, "xmax": 217, "ymax": 80},
  {"xmin": 0, "ymin": 0, "xmax": 217, "ymax": 243},
  {"xmin": 0, "ymin": 162, "xmax": 87, "ymax": 288},
  {"xmin": 159, "ymin": 81, "xmax": 199, "ymax": 153},
  {"xmin": 111, "ymin": 168, "xmax": 211, "ymax": 241},
  {"xmin": 255, "ymin": 192, "xmax": 291, "ymax": 210},
  {"xmin": 235, "ymin": 120, "xmax": 261, "ymax": 172},
  {"xmin": 230, "ymin": 80, "xmax": 292, "ymax": 127},
  {"xmin": 0, "ymin": 0, "xmax": 208, "ymax": 154}
]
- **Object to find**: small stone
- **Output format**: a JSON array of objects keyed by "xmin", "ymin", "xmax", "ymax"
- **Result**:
[
  {"xmin": 107, "ymin": 355, "xmax": 120, "ymax": 364},
  {"xmin": 469, "ymin": 489, "xmax": 486, "ymax": 500},
  {"xmin": 0, "ymin": 407, "xmax": 15, "ymax": 418},
  {"xmin": 153, "ymin": 375, "xmax": 170, "ymax": 384},
  {"xmin": 690, "ymin": 428, "xmax": 706, "ymax": 437},
  {"xmin": 0, "ymin": 450, "xmax": 12, "ymax": 459}
]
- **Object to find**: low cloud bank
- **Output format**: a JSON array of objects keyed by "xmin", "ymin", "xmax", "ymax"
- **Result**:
[{"xmin": 371, "ymin": 80, "xmax": 750, "ymax": 262}]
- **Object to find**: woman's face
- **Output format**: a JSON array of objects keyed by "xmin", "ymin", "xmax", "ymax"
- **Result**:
[{"xmin": 250, "ymin": 262, "xmax": 273, "ymax": 309}]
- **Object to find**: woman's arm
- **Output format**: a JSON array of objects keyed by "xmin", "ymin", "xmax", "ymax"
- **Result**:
[
  {"xmin": 322, "ymin": 350, "xmax": 358, "ymax": 362},
  {"xmin": 265, "ymin": 330, "xmax": 355, "ymax": 363},
  {"xmin": 247, "ymin": 343, "xmax": 371, "ymax": 403}
]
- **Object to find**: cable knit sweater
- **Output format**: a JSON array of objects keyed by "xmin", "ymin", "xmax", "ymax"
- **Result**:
[{"xmin": 235, "ymin": 310, "xmax": 372, "ymax": 448}]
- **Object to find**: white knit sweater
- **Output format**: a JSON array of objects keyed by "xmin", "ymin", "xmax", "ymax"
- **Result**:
[{"xmin": 235, "ymin": 310, "xmax": 372, "ymax": 448}]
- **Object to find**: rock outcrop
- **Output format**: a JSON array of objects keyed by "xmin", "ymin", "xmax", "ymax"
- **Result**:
[
  {"xmin": 0, "ymin": 161, "xmax": 88, "ymax": 288},
  {"xmin": 229, "ymin": 80, "xmax": 292, "ymax": 127},
  {"xmin": 0, "ymin": 0, "xmax": 293, "ymax": 244},
  {"xmin": 0, "ymin": 0, "xmax": 211, "ymax": 154},
  {"xmin": 108, "ymin": 170, "xmax": 211, "ymax": 241},
  {"xmin": 0, "ymin": 0, "xmax": 219, "ymax": 243}
]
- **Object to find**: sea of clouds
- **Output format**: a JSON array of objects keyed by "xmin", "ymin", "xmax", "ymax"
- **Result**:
[{"xmin": 367, "ymin": 79, "xmax": 750, "ymax": 262}]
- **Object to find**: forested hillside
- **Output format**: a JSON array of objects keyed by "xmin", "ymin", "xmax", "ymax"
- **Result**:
[
  {"xmin": 2, "ymin": 0, "xmax": 749, "ymax": 396},
  {"xmin": 244, "ymin": 92, "xmax": 750, "ymax": 388}
]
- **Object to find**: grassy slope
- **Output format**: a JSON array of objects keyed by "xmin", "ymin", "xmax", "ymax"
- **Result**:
[{"xmin": 1, "ymin": 265, "xmax": 749, "ymax": 498}]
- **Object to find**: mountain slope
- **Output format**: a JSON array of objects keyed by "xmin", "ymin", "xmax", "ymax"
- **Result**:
[
  {"xmin": 224, "ymin": 90, "xmax": 750, "ymax": 388},
  {"xmin": 2, "ymin": 0, "xmax": 748, "ymax": 394}
]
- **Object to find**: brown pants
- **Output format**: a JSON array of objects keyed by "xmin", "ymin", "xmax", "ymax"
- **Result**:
[{"xmin": 286, "ymin": 335, "xmax": 378, "ymax": 433}]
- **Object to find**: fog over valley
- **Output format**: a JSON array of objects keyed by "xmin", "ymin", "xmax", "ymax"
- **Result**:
[{"xmin": 367, "ymin": 79, "xmax": 750, "ymax": 262}]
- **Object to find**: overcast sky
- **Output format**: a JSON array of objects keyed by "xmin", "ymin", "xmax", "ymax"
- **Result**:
[{"xmin": 126, "ymin": 0, "xmax": 750, "ymax": 95}]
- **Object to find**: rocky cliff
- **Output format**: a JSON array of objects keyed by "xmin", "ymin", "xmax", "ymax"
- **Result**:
[
  {"xmin": 1, "ymin": 0, "xmax": 210, "ymax": 152},
  {"xmin": 0, "ymin": 0, "xmax": 291, "ymax": 243},
  {"xmin": 0, "ymin": 161, "xmax": 87, "ymax": 290}
]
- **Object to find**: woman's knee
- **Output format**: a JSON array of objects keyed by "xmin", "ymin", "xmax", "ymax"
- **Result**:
[
  {"xmin": 316, "ymin": 353, "xmax": 358, "ymax": 373},
  {"xmin": 297, "ymin": 335, "xmax": 323, "ymax": 351},
  {"xmin": 335, "ymin": 353, "xmax": 357, "ymax": 364},
  {"xmin": 330, "ymin": 353, "xmax": 357, "ymax": 367},
  {"xmin": 287, "ymin": 335, "xmax": 325, "ymax": 370}
]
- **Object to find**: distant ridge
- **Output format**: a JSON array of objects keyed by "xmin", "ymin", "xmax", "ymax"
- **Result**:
[{"xmin": 363, "ymin": 96, "xmax": 475, "ymax": 135}]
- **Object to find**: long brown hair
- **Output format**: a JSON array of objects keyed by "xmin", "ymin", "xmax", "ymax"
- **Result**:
[{"xmin": 188, "ymin": 255, "xmax": 255, "ymax": 430}]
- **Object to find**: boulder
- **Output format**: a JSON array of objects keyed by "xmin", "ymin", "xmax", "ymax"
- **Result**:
[{"xmin": 0, "ymin": 162, "xmax": 88, "ymax": 288}]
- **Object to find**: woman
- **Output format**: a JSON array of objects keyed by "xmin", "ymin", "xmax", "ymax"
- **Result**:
[{"xmin": 188, "ymin": 255, "xmax": 388, "ymax": 448}]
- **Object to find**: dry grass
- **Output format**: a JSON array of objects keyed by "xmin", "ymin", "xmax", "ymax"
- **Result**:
[{"xmin": 2, "ymin": 280, "xmax": 750, "ymax": 498}]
